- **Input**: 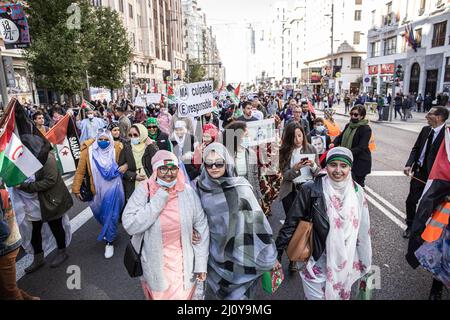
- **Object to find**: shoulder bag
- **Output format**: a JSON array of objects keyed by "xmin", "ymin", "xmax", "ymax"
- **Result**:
[
  {"xmin": 286, "ymin": 212, "xmax": 314, "ymax": 262},
  {"xmin": 123, "ymin": 181, "xmax": 150, "ymax": 278}
]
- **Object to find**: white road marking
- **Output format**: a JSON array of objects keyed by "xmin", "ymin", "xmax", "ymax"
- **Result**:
[
  {"xmin": 365, "ymin": 193, "xmax": 407, "ymax": 231},
  {"xmin": 365, "ymin": 186, "xmax": 406, "ymax": 220},
  {"xmin": 16, "ymin": 207, "xmax": 93, "ymax": 281}
]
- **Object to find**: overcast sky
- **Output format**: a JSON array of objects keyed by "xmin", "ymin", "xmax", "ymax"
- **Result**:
[{"xmin": 197, "ymin": 0, "xmax": 275, "ymax": 84}]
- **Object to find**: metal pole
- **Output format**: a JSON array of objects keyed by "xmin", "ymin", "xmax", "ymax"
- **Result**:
[
  {"xmin": 291, "ymin": 41, "xmax": 293, "ymax": 87},
  {"xmin": 86, "ymin": 70, "xmax": 91, "ymax": 101},
  {"xmin": 330, "ymin": 0, "xmax": 334, "ymax": 94},
  {"xmin": 129, "ymin": 62, "xmax": 133, "ymax": 101},
  {"xmin": 0, "ymin": 49, "xmax": 9, "ymax": 108}
]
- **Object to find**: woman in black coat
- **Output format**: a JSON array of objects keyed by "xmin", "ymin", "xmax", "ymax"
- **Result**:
[
  {"xmin": 332, "ymin": 105, "xmax": 372, "ymax": 187},
  {"xmin": 118, "ymin": 124, "xmax": 159, "ymax": 201}
]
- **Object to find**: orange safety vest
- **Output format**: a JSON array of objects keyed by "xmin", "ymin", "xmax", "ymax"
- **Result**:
[
  {"xmin": 421, "ymin": 201, "xmax": 450, "ymax": 243},
  {"xmin": 323, "ymin": 119, "xmax": 341, "ymax": 138}
]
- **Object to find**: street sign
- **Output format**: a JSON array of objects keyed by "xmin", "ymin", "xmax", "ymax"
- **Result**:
[{"xmin": 176, "ymin": 80, "xmax": 214, "ymax": 118}]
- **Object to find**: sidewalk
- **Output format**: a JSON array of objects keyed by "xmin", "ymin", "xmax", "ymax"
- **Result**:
[{"xmin": 322, "ymin": 103, "xmax": 428, "ymax": 134}]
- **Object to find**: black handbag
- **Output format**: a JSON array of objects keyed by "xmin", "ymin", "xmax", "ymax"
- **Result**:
[
  {"xmin": 79, "ymin": 172, "xmax": 93, "ymax": 202},
  {"xmin": 123, "ymin": 236, "xmax": 145, "ymax": 278},
  {"xmin": 123, "ymin": 181, "xmax": 150, "ymax": 278}
]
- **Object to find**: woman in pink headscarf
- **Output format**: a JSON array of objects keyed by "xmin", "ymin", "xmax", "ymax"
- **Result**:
[
  {"xmin": 192, "ymin": 124, "xmax": 219, "ymax": 169},
  {"xmin": 122, "ymin": 150, "xmax": 210, "ymax": 300}
]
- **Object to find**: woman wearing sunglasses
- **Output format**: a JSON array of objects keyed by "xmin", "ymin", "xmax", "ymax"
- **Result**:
[
  {"xmin": 196, "ymin": 143, "xmax": 279, "ymax": 300},
  {"xmin": 119, "ymin": 124, "xmax": 159, "ymax": 203},
  {"xmin": 122, "ymin": 150, "xmax": 209, "ymax": 300},
  {"xmin": 332, "ymin": 105, "xmax": 372, "ymax": 188},
  {"xmin": 72, "ymin": 129, "xmax": 126, "ymax": 259}
]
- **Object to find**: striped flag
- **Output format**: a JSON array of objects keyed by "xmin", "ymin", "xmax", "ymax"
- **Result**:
[
  {"xmin": 407, "ymin": 127, "xmax": 450, "ymax": 268},
  {"xmin": 45, "ymin": 114, "xmax": 81, "ymax": 174},
  {"xmin": 0, "ymin": 99, "xmax": 52, "ymax": 187},
  {"xmin": 226, "ymin": 84, "xmax": 240, "ymax": 105}
]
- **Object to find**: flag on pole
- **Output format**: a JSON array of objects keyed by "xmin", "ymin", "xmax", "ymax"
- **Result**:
[
  {"xmin": 406, "ymin": 127, "xmax": 450, "ymax": 268},
  {"xmin": 226, "ymin": 84, "xmax": 240, "ymax": 105},
  {"xmin": 404, "ymin": 24, "xmax": 417, "ymax": 52},
  {"xmin": 81, "ymin": 98, "xmax": 95, "ymax": 110},
  {"xmin": 45, "ymin": 114, "xmax": 81, "ymax": 174},
  {"xmin": 234, "ymin": 83, "xmax": 241, "ymax": 97},
  {"xmin": 0, "ymin": 99, "xmax": 52, "ymax": 187}
]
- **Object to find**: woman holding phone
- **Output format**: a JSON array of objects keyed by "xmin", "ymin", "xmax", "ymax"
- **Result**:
[{"xmin": 277, "ymin": 122, "xmax": 321, "ymax": 272}]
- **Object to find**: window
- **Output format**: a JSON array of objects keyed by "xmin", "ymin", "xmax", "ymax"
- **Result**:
[
  {"xmin": 137, "ymin": 14, "xmax": 141, "ymax": 27},
  {"xmin": 383, "ymin": 36, "xmax": 397, "ymax": 55},
  {"xmin": 351, "ymin": 57, "xmax": 361, "ymax": 69},
  {"xmin": 445, "ymin": 57, "xmax": 450, "ymax": 82},
  {"xmin": 119, "ymin": 0, "xmax": 124, "ymax": 12},
  {"xmin": 419, "ymin": 0, "xmax": 426, "ymax": 15},
  {"xmin": 432, "ymin": 21, "xmax": 447, "ymax": 47},
  {"xmin": 354, "ymin": 10, "xmax": 362, "ymax": 21},
  {"xmin": 371, "ymin": 41, "xmax": 380, "ymax": 57},
  {"xmin": 340, "ymin": 57, "xmax": 343, "ymax": 66},
  {"xmin": 129, "ymin": 4, "xmax": 133, "ymax": 19},
  {"xmin": 415, "ymin": 28, "xmax": 422, "ymax": 48},
  {"xmin": 355, "ymin": 0, "xmax": 362, "ymax": 4},
  {"xmin": 353, "ymin": 31, "xmax": 361, "ymax": 45},
  {"xmin": 90, "ymin": 0, "xmax": 102, "ymax": 6}
]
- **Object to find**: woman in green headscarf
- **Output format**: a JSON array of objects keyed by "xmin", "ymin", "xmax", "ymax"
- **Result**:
[
  {"xmin": 332, "ymin": 104, "xmax": 372, "ymax": 187},
  {"xmin": 119, "ymin": 123, "xmax": 159, "ymax": 201},
  {"xmin": 146, "ymin": 117, "xmax": 172, "ymax": 152}
]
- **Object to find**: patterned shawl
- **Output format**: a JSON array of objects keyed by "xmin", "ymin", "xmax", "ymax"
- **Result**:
[{"xmin": 197, "ymin": 143, "xmax": 277, "ymax": 300}]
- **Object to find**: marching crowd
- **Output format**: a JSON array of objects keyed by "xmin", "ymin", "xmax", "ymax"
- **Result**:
[{"xmin": 0, "ymin": 90, "xmax": 448, "ymax": 301}]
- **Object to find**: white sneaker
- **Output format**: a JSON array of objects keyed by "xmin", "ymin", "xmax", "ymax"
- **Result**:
[{"xmin": 104, "ymin": 244, "xmax": 114, "ymax": 259}]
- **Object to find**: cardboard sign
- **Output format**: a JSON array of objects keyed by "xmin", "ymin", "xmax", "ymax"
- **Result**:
[
  {"xmin": 246, "ymin": 119, "xmax": 276, "ymax": 147},
  {"xmin": 177, "ymin": 81, "xmax": 214, "ymax": 118}
]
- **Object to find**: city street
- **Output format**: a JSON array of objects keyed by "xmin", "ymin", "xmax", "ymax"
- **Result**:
[{"xmin": 15, "ymin": 109, "xmax": 449, "ymax": 300}]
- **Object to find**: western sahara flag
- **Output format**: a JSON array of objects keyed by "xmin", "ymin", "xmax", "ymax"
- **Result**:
[
  {"xmin": 45, "ymin": 114, "xmax": 81, "ymax": 174},
  {"xmin": 407, "ymin": 127, "xmax": 450, "ymax": 268},
  {"xmin": 0, "ymin": 99, "xmax": 52, "ymax": 187}
]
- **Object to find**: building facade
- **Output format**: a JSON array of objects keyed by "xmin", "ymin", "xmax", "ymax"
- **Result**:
[
  {"xmin": 99, "ymin": 0, "xmax": 185, "ymax": 96},
  {"xmin": 182, "ymin": 0, "xmax": 224, "ymax": 85},
  {"xmin": 365, "ymin": 0, "xmax": 450, "ymax": 98}
]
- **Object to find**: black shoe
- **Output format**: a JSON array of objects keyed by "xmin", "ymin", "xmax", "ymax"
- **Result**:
[
  {"xmin": 403, "ymin": 228, "xmax": 411, "ymax": 239},
  {"xmin": 429, "ymin": 288, "xmax": 443, "ymax": 300}
]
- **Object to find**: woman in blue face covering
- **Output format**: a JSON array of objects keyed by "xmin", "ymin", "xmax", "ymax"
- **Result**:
[{"xmin": 72, "ymin": 129, "xmax": 126, "ymax": 259}]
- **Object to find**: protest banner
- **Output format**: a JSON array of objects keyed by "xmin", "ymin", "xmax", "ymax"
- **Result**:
[
  {"xmin": 176, "ymin": 80, "xmax": 214, "ymax": 118},
  {"xmin": 246, "ymin": 118, "xmax": 276, "ymax": 147},
  {"xmin": 0, "ymin": 3, "xmax": 30, "ymax": 49}
]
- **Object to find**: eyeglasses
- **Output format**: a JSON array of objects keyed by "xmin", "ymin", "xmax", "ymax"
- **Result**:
[
  {"xmin": 158, "ymin": 166, "xmax": 179, "ymax": 175},
  {"xmin": 128, "ymin": 133, "xmax": 139, "ymax": 138},
  {"xmin": 350, "ymin": 113, "xmax": 360, "ymax": 117},
  {"xmin": 147, "ymin": 126, "xmax": 158, "ymax": 129},
  {"xmin": 204, "ymin": 161, "xmax": 226, "ymax": 169}
]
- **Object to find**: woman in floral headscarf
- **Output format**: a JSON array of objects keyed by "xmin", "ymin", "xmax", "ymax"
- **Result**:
[{"xmin": 276, "ymin": 147, "xmax": 372, "ymax": 300}]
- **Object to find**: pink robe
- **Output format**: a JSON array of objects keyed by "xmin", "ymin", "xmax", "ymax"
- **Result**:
[{"xmin": 141, "ymin": 173, "xmax": 195, "ymax": 300}]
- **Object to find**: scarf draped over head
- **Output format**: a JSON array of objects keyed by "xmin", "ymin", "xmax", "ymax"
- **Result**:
[
  {"xmin": 90, "ymin": 130, "xmax": 125, "ymax": 243},
  {"xmin": 318, "ymin": 146, "xmax": 371, "ymax": 299},
  {"xmin": 197, "ymin": 142, "xmax": 277, "ymax": 300},
  {"xmin": 146, "ymin": 117, "xmax": 159, "ymax": 140},
  {"xmin": 202, "ymin": 124, "xmax": 218, "ymax": 144},
  {"xmin": 92, "ymin": 130, "xmax": 116, "ymax": 171},
  {"xmin": 131, "ymin": 123, "xmax": 148, "ymax": 172},
  {"xmin": 341, "ymin": 119, "xmax": 369, "ymax": 149}
]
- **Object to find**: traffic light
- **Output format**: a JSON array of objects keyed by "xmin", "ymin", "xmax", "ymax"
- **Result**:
[{"xmin": 395, "ymin": 65, "xmax": 404, "ymax": 81}]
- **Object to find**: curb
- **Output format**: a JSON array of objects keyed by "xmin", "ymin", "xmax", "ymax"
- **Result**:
[{"xmin": 333, "ymin": 112, "xmax": 422, "ymax": 134}]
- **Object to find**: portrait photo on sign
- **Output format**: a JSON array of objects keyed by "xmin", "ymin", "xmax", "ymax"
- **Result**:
[{"xmin": 311, "ymin": 135, "xmax": 327, "ymax": 154}]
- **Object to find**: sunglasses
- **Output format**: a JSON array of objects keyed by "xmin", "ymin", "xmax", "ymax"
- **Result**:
[
  {"xmin": 204, "ymin": 161, "xmax": 226, "ymax": 169},
  {"xmin": 158, "ymin": 166, "xmax": 179, "ymax": 175},
  {"xmin": 350, "ymin": 113, "xmax": 360, "ymax": 117},
  {"xmin": 128, "ymin": 133, "xmax": 139, "ymax": 138},
  {"xmin": 147, "ymin": 126, "xmax": 158, "ymax": 129}
]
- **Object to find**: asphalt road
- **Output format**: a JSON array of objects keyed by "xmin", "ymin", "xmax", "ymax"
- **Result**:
[{"xmin": 16, "ymin": 114, "xmax": 449, "ymax": 300}]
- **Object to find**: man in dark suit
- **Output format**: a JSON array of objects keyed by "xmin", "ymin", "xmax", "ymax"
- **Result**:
[{"xmin": 403, "ymin": 106, "xmax": 449, "ymax": 239}]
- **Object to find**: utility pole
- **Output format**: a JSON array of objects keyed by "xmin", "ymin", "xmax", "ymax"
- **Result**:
[
  {"xmin": 330, "ymin": 0, "xmax": 334, "ymax": 94},
  {"xmin": 0, "ymin": 49, "xmax": 9, "ymax": 108}
]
